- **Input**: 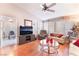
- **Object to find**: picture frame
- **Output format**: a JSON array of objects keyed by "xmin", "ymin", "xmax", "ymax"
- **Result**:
[{"xmin": 24, "ymin": 19, "xmax": 32, "ymax": 26}]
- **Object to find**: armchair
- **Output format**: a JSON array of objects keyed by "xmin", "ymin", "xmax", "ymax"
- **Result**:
[{"xmin": 37, "ymin": 30, "xmax": 48, "ymax": 40}]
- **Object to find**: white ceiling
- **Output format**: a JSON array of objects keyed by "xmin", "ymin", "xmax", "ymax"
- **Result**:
[{"xmin": 14, "ymin": 3, "xmax": 79, "ymax": 20}]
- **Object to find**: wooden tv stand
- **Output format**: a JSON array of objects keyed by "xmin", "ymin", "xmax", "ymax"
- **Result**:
[{"xmin": 19, "ymin": 34, "xmax": 36, "ymax": 45}]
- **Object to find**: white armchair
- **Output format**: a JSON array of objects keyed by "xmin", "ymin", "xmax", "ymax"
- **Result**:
[{"xmin": 69, "ymin": 42, "xmax": 79, "ymax": 56}]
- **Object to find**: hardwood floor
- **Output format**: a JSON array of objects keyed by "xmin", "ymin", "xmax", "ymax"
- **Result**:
[{"xmin": 0, "ymin": 40, "xmax": 69, "ymax": 56}]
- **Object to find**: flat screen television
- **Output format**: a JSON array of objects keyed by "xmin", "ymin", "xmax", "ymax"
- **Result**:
[{"xmin": 20, "ymin": 26, "xmax": 33, "ymax": 35}]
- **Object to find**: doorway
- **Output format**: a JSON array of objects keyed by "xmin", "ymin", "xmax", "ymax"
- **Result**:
[{"xmin": 0, "ymin": 16, "xmax": 17, "ymax": 47}]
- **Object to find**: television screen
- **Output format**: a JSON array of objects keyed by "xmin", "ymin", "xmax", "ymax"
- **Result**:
[{"xmin": 20, "ymin": 26, "xmax": 33, "ymax": 35}]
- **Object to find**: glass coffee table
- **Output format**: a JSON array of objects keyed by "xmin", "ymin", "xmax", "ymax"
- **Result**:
[{"xmin": 39, "ymin": 39, "xmax": 58, "ymax": 56}]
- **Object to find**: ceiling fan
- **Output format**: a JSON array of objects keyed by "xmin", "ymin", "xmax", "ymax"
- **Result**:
[{"xmin": 41, "ymin": 3, "xmax": 56, "ymax": 12}]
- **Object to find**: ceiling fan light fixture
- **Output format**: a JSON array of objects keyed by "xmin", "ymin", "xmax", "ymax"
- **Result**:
[{"xmin": 41, "ymin": 3, "xmax": 56, "ymax": 13}]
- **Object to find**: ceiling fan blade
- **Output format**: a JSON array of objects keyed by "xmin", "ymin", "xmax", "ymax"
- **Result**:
[
  {"xmin": 42, "ymin": 3, "xmax": 47, "ymax": 7},
  {"xmin": 47, "ymin": 9, "xmax": 55, "ymax": 12},
  {"xmin": 48, "ymin": 3, "xmax": 56, "ymax": 8}
]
